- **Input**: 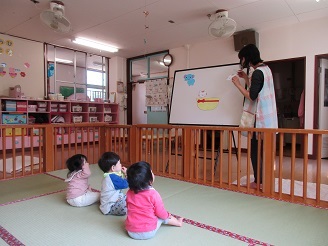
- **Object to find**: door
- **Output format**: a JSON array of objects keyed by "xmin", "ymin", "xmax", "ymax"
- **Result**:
[
  {"xmin": 132, "ymin": 83, "xmax": 147, "ymax": 124},
  {"xmin": 319, "ymin": 58, "xmax": 328, "ymax": 158}
]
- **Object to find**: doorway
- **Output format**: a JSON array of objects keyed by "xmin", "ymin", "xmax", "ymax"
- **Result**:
[
  {"xmin": 127, "ymin": 51, "xmax": 169, "ymax": 125},
  {"xmin": 267, "ymin": 57, "xmax": 305, "ymax": 158},
  {"xmin": 314, "ymin": 55, "xmax": 328, "ymax": 159}
]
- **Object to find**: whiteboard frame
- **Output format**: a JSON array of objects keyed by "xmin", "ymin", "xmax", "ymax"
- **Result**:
[{"xmin": 169, "ymin": 63, "xmax": 245, "ymax": 126}]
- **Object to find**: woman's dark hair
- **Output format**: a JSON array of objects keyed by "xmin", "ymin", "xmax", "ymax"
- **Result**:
[
  {"xmin": 66, "ymin": 154, "xmax": 87, "ymax": 175},
  {"xmin": 98, "ymin": 152, "xmax": 120, "ymax": 173},
  {"xmin": 238, "ymin": 44, "xmax": 263, "ymax": 69},
  {"xmin": 127, "ymin": 161, "xmax": 153, "ymax": 194}
]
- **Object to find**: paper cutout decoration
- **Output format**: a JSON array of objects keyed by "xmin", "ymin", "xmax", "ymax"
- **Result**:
[
  {"xmin": 9, "ymin": 67, "xmax": 17, "ymax": 78},
  {"xmin": 48, "ymin": 63, "xmax": 54, "ymax": 77},
  {"xmin": 184, "ymin": 74, "xmax": 195, "ymax": 86},
  {"xmin": 6, "ymin": 49, "xmax": 13, "ymax": 56},
  {"xmin": 24, "ymin": 62, "xmax": 30, "ymax": 68},
  {"xmin": 20, "ymin": 72, "xmax": 26, "ymax": 77},
  {"xmin": 0, "ymin": 69, "xmax": 6, "ymax": 77},
  {"xmin": 6, "ymin": 40, "xmax": 13, "ymax": 46}
]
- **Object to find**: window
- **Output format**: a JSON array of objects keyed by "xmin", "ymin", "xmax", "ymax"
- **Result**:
[
  {"xmin": 87, "ymin": 69, "xmax": 106, "ymax": 101},
  {"xmin": 46, "ymin": 45, "xmax": 108, "ymax": 101}
]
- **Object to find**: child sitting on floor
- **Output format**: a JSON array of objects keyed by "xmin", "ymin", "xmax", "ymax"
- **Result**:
[
  {"xmin": 65, "ymin": 154, "xmax": 99, "ymax": 207},
  {"xmin": 125, "ymin": 161, "xmax": 183, "ymax": 240},
  {"xmin": 98, "ymin": 152, "xmax": 128, "ymax": 215}
]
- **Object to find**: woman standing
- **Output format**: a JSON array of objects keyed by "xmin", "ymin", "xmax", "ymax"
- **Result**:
[{"xmin": 232, "ymin": 44, "xmax": 278, "ymax": 188}]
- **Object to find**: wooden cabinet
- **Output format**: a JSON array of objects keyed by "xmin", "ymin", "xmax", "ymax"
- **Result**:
[{"xmin": 0, "ymin": 98, "xmax": 119, "ymax": 125}]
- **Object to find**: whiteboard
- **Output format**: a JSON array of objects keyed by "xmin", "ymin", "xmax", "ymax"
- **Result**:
[{"xmin": 169, "ymin": 63, "xmax": 244, "ymax": 126}]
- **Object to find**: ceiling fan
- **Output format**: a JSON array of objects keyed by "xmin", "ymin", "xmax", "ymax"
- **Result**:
[
  {"xmin": 40, "ymin": 1, "xmax": 71, "ymax": 33},
  {"xmin": 208, "ymin": 10, "xmax": 237, "ymax": 38}
]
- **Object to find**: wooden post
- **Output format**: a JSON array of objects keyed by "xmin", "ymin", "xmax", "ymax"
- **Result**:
[
  {"xmin": 129, "ymin": 125, "xmax": 138, "ymax": 164},
  {"xmin": 263, "ymin": 131, "xmax": 274, "ymax": 195},
  {"xmin": 44, "ymin": 125, "xmax": 55, "ymax": 172},
  {"xmin": 99, "ymin": 124, "xmax": 107, "ymax": 154},
  {"xmin": 183, "ymin": 128, "xmax": 192, "ymax": 179}
]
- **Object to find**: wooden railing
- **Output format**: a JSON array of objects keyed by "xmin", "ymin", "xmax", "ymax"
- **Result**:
[{"xmin": 1, "ymin": 124, "xmax": 327, "ymax": 208}]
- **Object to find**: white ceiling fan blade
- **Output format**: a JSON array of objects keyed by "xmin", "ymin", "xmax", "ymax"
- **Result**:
[
  {"xmin": 56, "ymin": 16, "xmax": 70, "ymax": 27},
  {"xmin": 210, "ymin": 27, "xmax": 225, "ymax": 37}
]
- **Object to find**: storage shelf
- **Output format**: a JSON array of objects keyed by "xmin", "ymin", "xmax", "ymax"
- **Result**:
[{"xmin": 1, "ymin": 98, "xmax": 119, "ymax": 125}]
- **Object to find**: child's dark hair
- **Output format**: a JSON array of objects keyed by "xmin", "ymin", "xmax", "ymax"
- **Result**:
[
  {"xmin": 98, "ymin": 152, "xmax": 120, "ymax": 173},
  {"xmin": 66, "ymin": 154, "xmax": 87, "ymax": 176},
  {"xmin": 127, "ymin": 161, "xmax": 153, "ymax": 194}
]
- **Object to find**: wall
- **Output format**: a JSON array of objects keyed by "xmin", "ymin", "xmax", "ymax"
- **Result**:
[
  {"xmin": 0, "ymin": 34, "xmax": 44, "ymax": 98},
  {"xmin": 169, "ymin": 16, "xmax": 328, "ymax": 154},
  {"xmin": 109, "ymin": 56, "xmax": 127, "ymax": 124}
]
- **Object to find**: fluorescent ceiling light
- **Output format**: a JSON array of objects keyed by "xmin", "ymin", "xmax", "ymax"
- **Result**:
[
  {"xmin": 55, "ymin": 58, "xmax": 73, "ymax": 64},
  {"xmin": 72, "ymin": 37, "xmax": 118, "ymax": 53}
]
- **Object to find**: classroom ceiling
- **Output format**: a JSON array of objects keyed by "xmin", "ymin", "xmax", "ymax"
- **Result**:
[{"xmin": 1, "ymin": 0, "xmax": 328, "ymax": 59}]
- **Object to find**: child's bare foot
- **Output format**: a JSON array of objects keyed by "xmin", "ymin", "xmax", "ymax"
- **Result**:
[{"xmin": 168, "ymin": 216, "xmax": 183, "ymax": 227}]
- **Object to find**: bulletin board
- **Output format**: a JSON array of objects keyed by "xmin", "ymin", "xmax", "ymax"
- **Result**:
[
  {"xmin": 169, "ymin": 63, "xmax": 244, "ymax": 126},
  {"xmin": 60, "ymin": 86, "xmax": 85, "ymax": 98},
  {"xmin": 0, "ymin": 34, "xmax": 44, "ymax": 98},
  {"xmin": 145, "ymin": 79, "xmax": 168, "ymax": 106}
]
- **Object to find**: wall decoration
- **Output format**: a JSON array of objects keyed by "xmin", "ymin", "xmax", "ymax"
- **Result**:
[
  {"xmin": 0, "ymin": 69, "xmax": 6, "ymax": 77},
  {"xmin": 9, "ymin": 67, "xmax": 17, "ymax": 78},
  {"xmin": 109, "ymin": 92, "xmax": 116, "ymax": 103},
  {"xmin": 117, "ymin": 81, "xmax": 124, "ymax": 93},
  {"xmin": 6, "ymin": 40, "xmax": 13, "ymax": 46},
  {"xmin": 0, "ymin": 33, "xmax": 44, "ymax": 98},
  {"xmin": 47, "ymin": 63, "xmax": 54, "ymax": 77},
  {"xmin": 145, "ymin": 79, "xmax": 168, "ymax": 106},
  {"xmin": 6, "ymin": 49, "xmax": 13, "ymax": 56}
]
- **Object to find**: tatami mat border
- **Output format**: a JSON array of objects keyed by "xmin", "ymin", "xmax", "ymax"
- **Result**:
[
  {"xmin": 0, "ymin": 189, "xmax": 66, "ymax": 207},
  {"xmin": 0, "ymin": 226, "xmax": 24, "ymax": 246},
  {"xmin": 175, "ymin": 215, "xmax": 272, "ymax": 246}
]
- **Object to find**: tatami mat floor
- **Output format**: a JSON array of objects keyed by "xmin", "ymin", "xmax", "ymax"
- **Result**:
[{"xmin": 1, "ymin": 164, "xmax": 328, "ymax": 246}]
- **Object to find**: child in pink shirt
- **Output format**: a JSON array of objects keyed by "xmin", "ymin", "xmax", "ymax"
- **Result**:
[
  {"xmin": 125, "ymin": 161, "xmax": 183, "ymax": 240},
  {"xmin": 65, "ymin": 154, "xmax": 99, "ymax": 207}
]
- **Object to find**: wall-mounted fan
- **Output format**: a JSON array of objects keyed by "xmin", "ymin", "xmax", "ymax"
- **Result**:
[
  {"xmin": 208, "ymin": 10, "xmax": 236, "ymax": 38},
  {"xmin": 40, "ymin": 1, "xmax": 71, "ymax": 33}
]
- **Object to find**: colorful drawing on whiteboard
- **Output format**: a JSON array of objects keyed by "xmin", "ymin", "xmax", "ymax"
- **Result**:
[
  {"xmin": 196, "ymin": 90, "xmax": 219, "ymax": 111},
  {"xmin": 184, "ymin": 73, "xmax": 195, "ymax": 86}
]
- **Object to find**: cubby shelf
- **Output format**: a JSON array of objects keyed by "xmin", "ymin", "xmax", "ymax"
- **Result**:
[{"xmin": 0, "ymin": 98, "xmax": 119, "ymax": 125}]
